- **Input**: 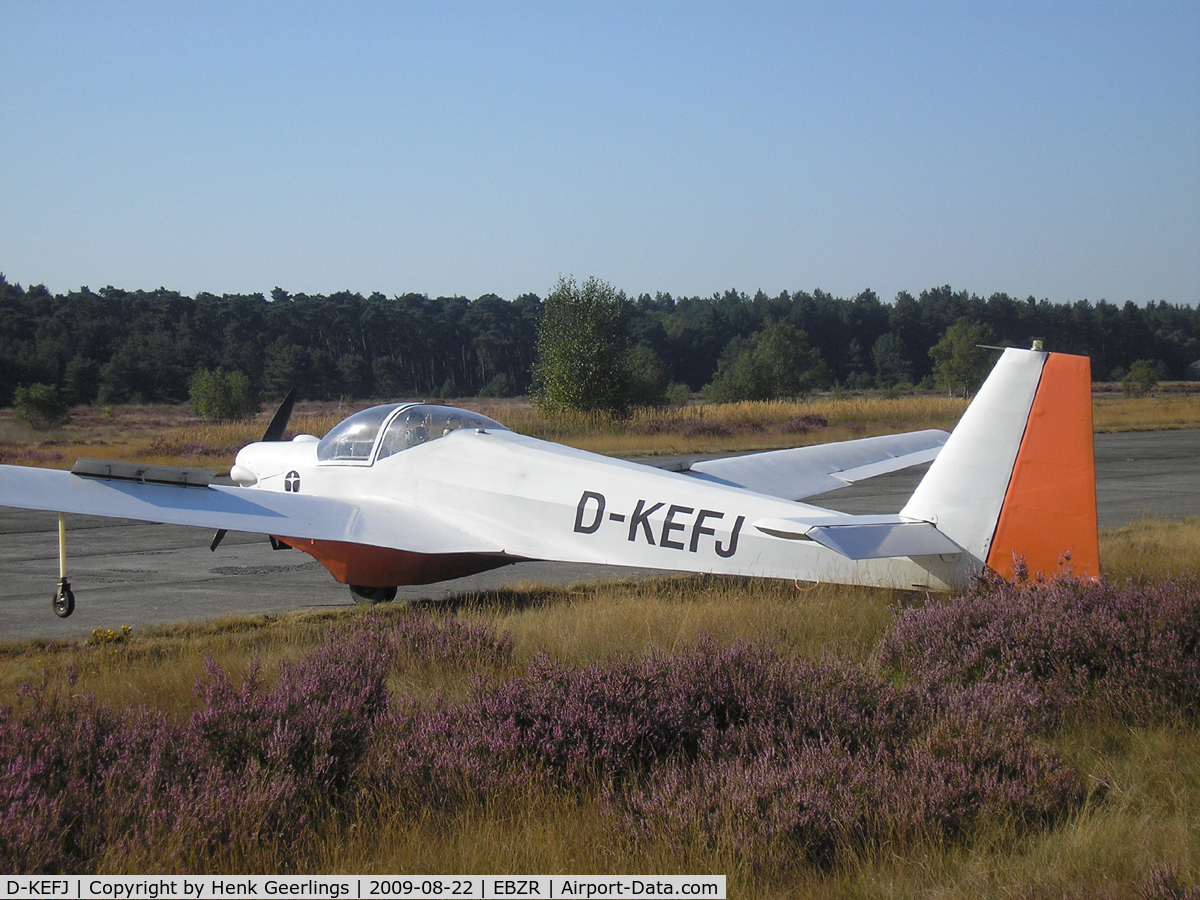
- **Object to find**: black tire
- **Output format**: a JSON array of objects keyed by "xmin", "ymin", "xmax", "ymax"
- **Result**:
[
  {"xmin": 53, "ymin": 584, "xmax": 75, "ymax": 618},
  {"xmin": 349, "ymin": 584, "xmax": 397, "ymax": 605}
]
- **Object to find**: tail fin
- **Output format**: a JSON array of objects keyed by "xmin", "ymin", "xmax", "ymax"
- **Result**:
[{"xmin": 901, "ymin": 348, "xmax": 1099, "ymax": 580}]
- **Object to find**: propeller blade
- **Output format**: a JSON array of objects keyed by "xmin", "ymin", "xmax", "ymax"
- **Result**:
[
  {"xmin": 261, "ymin": 387, "xmax": 298, "ymax": 442},
  {"xmin": 214, "ymin": 388, "xmax": 295, "ymax": 553}
]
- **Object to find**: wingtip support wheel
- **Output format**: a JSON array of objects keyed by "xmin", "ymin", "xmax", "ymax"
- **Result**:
[{"xmin": 53, "ymin": 578, "xmax": 75, "ymax": 618}]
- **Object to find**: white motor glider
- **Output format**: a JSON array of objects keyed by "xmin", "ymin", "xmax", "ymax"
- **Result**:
[{"xmin": 0, "ymin": 347, "xmax": 1098, "ymax": 617}]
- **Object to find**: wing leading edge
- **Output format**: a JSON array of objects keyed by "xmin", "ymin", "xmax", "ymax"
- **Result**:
[
  {"xmin": 0, "ymin": 464, "xmax": 498, "ymax": 556},
  {"xmin": 684, "ymin": 429, "xmax": 949, "ymax": 500}
]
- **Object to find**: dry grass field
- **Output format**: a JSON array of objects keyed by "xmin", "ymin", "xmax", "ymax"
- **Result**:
[
  {"xmin": 1093, "ymin": 392, "xmax": 1200, "ymax": 432},
  {"xmin": 0, "ymin": 518, "xmax": 1197, "ymax": 895},
  {"xmin": 2, "ymin": 386, "xmax": 1199, "ymax": 471}
]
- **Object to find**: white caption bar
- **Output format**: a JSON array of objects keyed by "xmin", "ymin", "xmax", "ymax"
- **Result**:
[{"xmin": 2, "ymin": 876, "xmax": 726, "ymax": 900}]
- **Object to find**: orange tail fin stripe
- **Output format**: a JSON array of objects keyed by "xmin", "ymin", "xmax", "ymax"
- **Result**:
[{"xmin": 985, "ymin": 353, "xmax": 1099, "ymax": 579}]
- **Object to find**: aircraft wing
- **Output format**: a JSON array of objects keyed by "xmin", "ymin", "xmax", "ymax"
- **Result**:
[
  {"xmin": 0, "ymin": 464, "xmax": 499, "ymax": 555},
  {"xmin": 683, "ymin": 429, "xmax": 949, "ymax": 500}
]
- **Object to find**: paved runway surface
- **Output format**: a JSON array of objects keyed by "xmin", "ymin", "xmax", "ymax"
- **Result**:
[{"xmin": 1, "ymin": 429, "xmax": 1196, "ymax": 641}]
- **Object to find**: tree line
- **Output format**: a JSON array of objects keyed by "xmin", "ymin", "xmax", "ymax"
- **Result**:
[{"xmin": 1, "ymin": 274, "xmax": 1198, "ymax": 409}]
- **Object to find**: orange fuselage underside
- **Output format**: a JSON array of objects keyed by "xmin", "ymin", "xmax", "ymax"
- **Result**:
[{"xmin": 278, "ymin": 537, "xmax": 514, "ymax": 587}]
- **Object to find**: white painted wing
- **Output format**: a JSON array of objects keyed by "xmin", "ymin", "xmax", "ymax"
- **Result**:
[
  {"xmin": 685, "ymin": 429, "xmax": 950, "ymax": 500},
  {"xmin": 0, "ymin": 464, "xmax": 499, "ymax": 555}
]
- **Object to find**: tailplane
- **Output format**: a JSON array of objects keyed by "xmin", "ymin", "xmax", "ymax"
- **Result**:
[{"xmin": 901, "ymin": 348, "xmax": 1099, "ymax": 580}]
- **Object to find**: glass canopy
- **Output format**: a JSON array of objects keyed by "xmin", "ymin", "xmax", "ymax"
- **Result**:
[{"xmin": 316, "ymin": 404, "xmax": 507, "ymax": 463}]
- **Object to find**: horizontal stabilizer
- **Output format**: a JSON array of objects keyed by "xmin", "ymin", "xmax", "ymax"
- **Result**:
[
  {"xmin": 806, "ymin": 522, "xmax": 962, "ymax": 560},
  {"xmin": 754, "ymin": 514, "xmax": 962, "ymax": 560},
  {"xmin": 687, "ymin": 429, "xmax": 949, "ymax": 500}
]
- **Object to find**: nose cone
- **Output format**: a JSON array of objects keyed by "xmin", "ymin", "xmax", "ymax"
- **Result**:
[
  {"xmin": 229, "ymin": 464, "xmax": 258, "ymax": 486},
  {"xmin": 231, "ymin": 439, "xmax": 318, "ymax": 489},
  {"xmin": 231, "ymin": 442, "xmax": 277, "ymax": 486}
]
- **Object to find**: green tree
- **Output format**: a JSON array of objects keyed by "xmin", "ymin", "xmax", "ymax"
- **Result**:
[
  {"xmin": 14, "ymin": 383, "xmax": 70, "ymax": 430},
  {"xmin": 189, "ymin": 368, "xmax": 260, "ymax": 423},
  {"xmin": 371, "ymin": 356, "xmax": 410, "ymax": 399},
  {"xmin": 337, "ymin": 353, "xmax": 371, "ymax": 400},
  {"xmin": 704, "ymin": 319, "xmax": 828, "ymax": 402},
  {"xmin": 263, "ymin": 339, "xmax": 312, "ymax": 399},
  {"xmin": 478, "ymin": 372, "xmax": 518, "ymax": 398},
  {"xmin": 1122, "ymin": 359, "xmax": 1158, "ymax": 398},
  {"xmin": 929, "ymin": 318, "xmax": 997, "ymax": 397},
  {"xmin": 533, "ymin": 276, "xmax": 631, "ymax": 414},
  {"xmin": 871, "ymin": 332, "xmax": 913, "ymax": 387},
  {"xmin": 626, "ymin": 344, "xmax": 670, "ymax": 407},
  {"xmin": 62, "ymin": 354, "xmax": 101, "ymax": 404}
]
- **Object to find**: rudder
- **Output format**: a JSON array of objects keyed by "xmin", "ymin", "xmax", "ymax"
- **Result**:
[
  {"xmin": 901, "ymin": 347, "xmax": 1099, "ymax": 581},
  {"xmin": 986, "ymin": 352, "xmax": 1098, "ymax": 579}
]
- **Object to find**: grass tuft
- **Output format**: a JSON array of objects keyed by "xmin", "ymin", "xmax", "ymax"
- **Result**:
[{"xmin": 1100, "ymin": 516, "xmax": 1200, "ymax": 581}]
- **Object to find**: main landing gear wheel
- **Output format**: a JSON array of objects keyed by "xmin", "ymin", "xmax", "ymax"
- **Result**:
[
  {"xmin": 349, "ymin": 584, "xmax": 398, "ymax": 605},
  {"xmin": 53, "ymin": 515, "xmax": 75, "ymax": 618},
  {"xmin": 53, "ymin": 579, "xmax": 75, "ymax": 618}
]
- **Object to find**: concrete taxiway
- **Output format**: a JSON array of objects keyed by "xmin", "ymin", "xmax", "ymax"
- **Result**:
[{"xmin": 1, "ymin": 429, "xmax": 1196, "ymax": 641}]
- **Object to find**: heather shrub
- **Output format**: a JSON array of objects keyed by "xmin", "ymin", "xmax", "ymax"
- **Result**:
[
  {"xmin": 778, "ymin": 413, "xmax": 829, "ymax": 433},
  {"xmin": 367, "ymin": 640, "xmax": 870, "ymax": 799},
  {"xmin": 373, "ymin": 609, "xmax": 514, "ymax": 671},
  {"xmin": 881, "ymin": 574, "xmax": 1200, "ymax": 727},
  {"xmin": 0, "ymin": 627, "xmax": 394, "ymax": 873},
  {"xmin": 619, "ymin": 663, "xmax": 1080, "ymax": 870},
  {"xmin": 1140, "ymin": 865, "xmax": 1200, "ymax": 900},
  {"xmin": 4, "ymin": 584, "xmax": 1194, "ymax": 877},
  {"xmin": 0, "ymin": 688, "xmax": 244, "ymax": 873},
  {"xmin": 365, "ymin": 638, "xmax": 1083, "ymax": 870},
  {"xmin": 0, "ymin": 690, "xmax": 122, "ymax": 872},
  {"xmin": 141, "ymin": 436, "xmax": 242, "ymax": 459},
  {"xmin": 680, "ymin": 420, "xmax": 735, "ymax": 437},
  {"xmin": 192, "ymin": 628, "xmax": 390, "ymax": 792}
]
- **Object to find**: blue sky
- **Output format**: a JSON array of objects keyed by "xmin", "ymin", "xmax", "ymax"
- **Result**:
[{"xmin": 2, "ymin": 0, "xmax": 1197, "ymax": 305}]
